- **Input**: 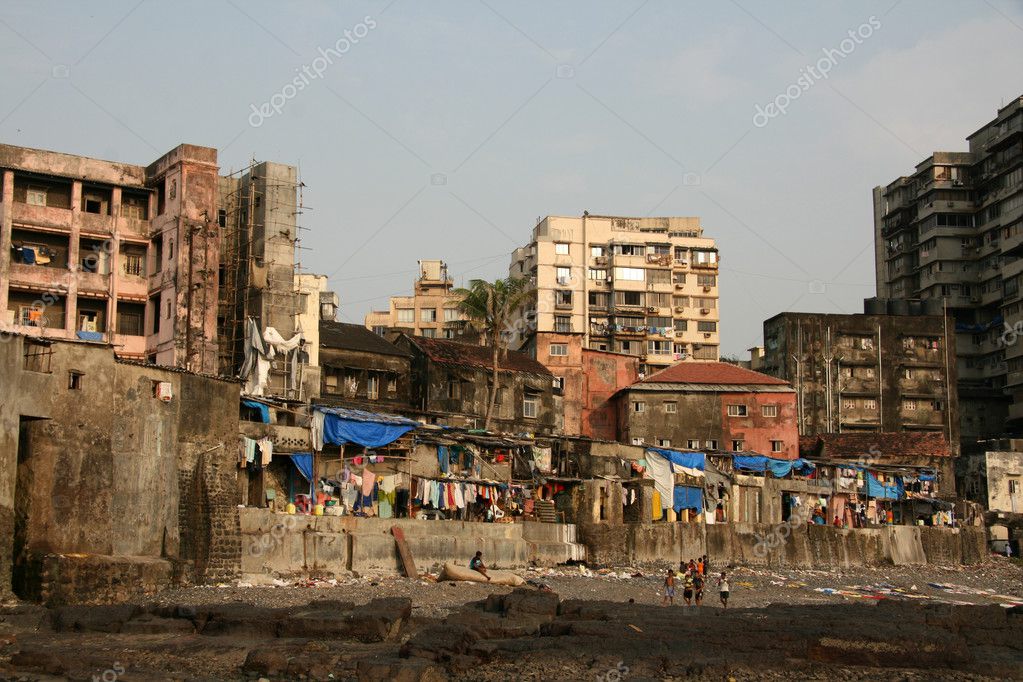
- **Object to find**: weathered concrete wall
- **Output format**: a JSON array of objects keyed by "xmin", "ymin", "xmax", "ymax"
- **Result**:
[
  {"xmin": 237, "ymin": 511, "xmax": 583, "ymax": 578},
  {"xmin": 704, "ymin": 523, "xmax": 987, "ymax": 569},
  {"xmin": 629, "ymin": 523, "xmax": 705, "ymax": 565},
  {"xmin": 0, "ymin": 337, "xmax": 240, "ymax": 601}
]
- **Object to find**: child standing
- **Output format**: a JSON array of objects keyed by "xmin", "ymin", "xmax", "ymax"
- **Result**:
[
  {"xmin": 718, "ymin": 571, "xmax": 730, "ymax": 608},
  {"xmin": 662, "ymin": 568, "xmax": 676, "ymax": 606}
]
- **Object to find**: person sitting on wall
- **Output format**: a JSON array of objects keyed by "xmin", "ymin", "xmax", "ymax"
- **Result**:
[
  {"xmin": 833, "ymin": 515, "xmax": 843, "ymax": 528},
  {"xmin": 812, "ymin": 508, "xmax": 826, "ymax": 525},
  {"xmin": 470, "ymin": 551, "xmax": 491, "ymax": 581}
]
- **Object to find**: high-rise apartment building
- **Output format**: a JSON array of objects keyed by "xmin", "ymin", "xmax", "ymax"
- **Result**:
[
  {"xmin": 509, "ymin": 213, "xmax": 719, "ymax": 434},
  {"xmin": 762, "ymin": 305, "xmax": 959, "ymax": 452},
  {"xmin": 364, "ymin": 260, "xmax": 468, "ymax": 339},
  {"xmin": 0, "ymin": 143, "xmax": 220, "ymax": 373},
  {"xmin": 873, "ymin": 96, "xmax": 1023, "ymax": 440}
]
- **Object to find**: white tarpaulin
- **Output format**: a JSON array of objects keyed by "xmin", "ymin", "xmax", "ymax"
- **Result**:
[{"xmin": 645, "ymin": 450, "xmax": 674, "ymax": 510}]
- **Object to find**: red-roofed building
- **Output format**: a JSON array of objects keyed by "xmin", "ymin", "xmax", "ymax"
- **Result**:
[{"xmin": 613, "ymin": 361, "xmax": 799, "ymax": 457}]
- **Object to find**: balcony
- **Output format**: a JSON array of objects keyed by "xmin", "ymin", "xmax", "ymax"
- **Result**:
[
  {"xmin": 8, "ymin": 262, "xmax": 71, "ymax": 291},
  {"xmin": 10, "ymin": 202, "xmax": 72, "ymax": 231},
  {"xmin": 645, "ymin": 253, "xmax": 671, "ymax": 266},
  {"xmin": 78, "ymin": 211, "xmax": 114, "ymax": 236},
  {"xmin": 77, "ymin": 271, "xmax": 110, "ymax": 296}
]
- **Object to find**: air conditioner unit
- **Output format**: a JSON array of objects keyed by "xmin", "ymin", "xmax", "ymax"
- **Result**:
[
  {"xmin": 703, "ymin": 332, "xmax": 712, "ymax": 338},
  {"xmin": 674, "ymin": 306, "xmax": 684, "ymax": 313},
  {"xmin": 595, "ymin": 256, "xmax": 608, "ymax": 265},
  {"xmin": 676, "ymin": 260, "xmax": 688, "ymax": 267},
  {"xmin": 647, "ymin": 306, "xmax": 657, "ymax": 313},
  {"xmin": 702, "ymin": 286, "xmax": 712, "ymax": 292},
  {"xmin": 675, "ymin": 284, "xmax": 685, "ymax": 289},
  {"xmin": 700, "ymin": 308, "xmax": 710, "ymax": 314}
]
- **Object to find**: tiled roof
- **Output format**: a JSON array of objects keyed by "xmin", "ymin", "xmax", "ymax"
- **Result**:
[
  {"xmin": 641, "ymin": 361, "xmax": 790, "ymax": 386},
  {"xmin": 405, "ymin": 336, "xmax": 552, "ymax": 377},
  {"xmin": 319, "ymin": 321, "xmax": 410, "ymax": 358},
  {"xmin": 801, "ymin": 432, "xmax": 951, "ymax": 459}
]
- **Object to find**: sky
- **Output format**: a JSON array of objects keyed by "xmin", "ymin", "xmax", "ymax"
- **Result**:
[{"xmin": 2, "ymin": 1, "xmax": 1022, "ymax": 357}]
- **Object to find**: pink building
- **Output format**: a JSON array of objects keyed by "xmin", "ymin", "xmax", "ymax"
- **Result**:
[{"xmin": 0, "ymin": 143, "xmax": 219, "ymax": 372}]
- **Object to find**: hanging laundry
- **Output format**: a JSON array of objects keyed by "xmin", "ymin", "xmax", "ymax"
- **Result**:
[
  {"xmin": 380, "ymin": 475, "xmax": 396, "ymax": 494},
  {"xmin": 438, "ymin": 446, "xmax": 449, "ymax": 474},
  {"xmin": 362, "ymin": 470, "xmax": 376, "ymax": 497},
  {"xmin": 258, "ymin": 438, "xmax": 273, "ymax": 467}
]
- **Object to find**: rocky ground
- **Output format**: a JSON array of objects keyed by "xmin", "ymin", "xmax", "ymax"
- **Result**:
[{"xmin": 0, "ymin": 558, "xmax": 1018, "ymax": 681}]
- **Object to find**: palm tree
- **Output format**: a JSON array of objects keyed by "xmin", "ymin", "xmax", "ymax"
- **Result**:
[{"xmin": 453, "ymin": 276, "xmax": 534, "ymax": 431}]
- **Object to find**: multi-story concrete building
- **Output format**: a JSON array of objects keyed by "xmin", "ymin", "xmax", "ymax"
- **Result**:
[
  {"xmin": 364, "ymin": 260, "xmax": 468, "ymax": 339},
  {"xmin": 873, "ymin": 96, "xmax": 1023, "ymax": 439},
  {"xmin": 0, "ymin": 143, "xmax": 221, "ymax": 372},
  {"xmin": 762, "ymin": 304, "xmax": 960, "ymax": 452},
  {"xmin": 614, "ymin": 361, "xmax": 798, "ymax": 457},
  {"xmin": 509, "ymin": 213, "xmax": 719, "ymax": 435}
]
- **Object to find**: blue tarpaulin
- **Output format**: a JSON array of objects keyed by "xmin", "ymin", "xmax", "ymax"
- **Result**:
[
  {"xmin": 242, "ymin": 399, "xmax": 271, "ymax": 424},
  {"xmin": 866, "ymin": 471, "xmax": 904, "ymax": 499},
  {"xmin": 289, "ymin": 452, "xmax": 314, "ymax": 481},
  {"xmin": 76, "ymin": 330, "xmax": 104, "ymax": 342},
  {"xmin": 316, "ymin": 406, "xmax": 418, "ymax": 448},
  {"xmin": 646, "ymin": 448, "xmax": 706, "ymax": 471},
  {"xmin": 672, "ymin": 485, "xmax": 704, "ymax": 513},
  {"xmin": 732, "ymin": 454, "xmax": 815, "ymax": 477}
]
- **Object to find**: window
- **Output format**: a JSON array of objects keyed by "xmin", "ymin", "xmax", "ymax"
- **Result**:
[
  {"xmin": 844, "ymin": 399, "xmax": 857, "ymax": 410},
  {"xmin": 697, "ymin": 321, "xmax": 717, "ymax": 332},
  {"xmin": 697, "ymin": 274, "xmax": 716, "ymax": 287},
  {"xmin": 904, "ymin": 399, "xmax": 917, "ymax": 411},
  {"xmin": 864, "ymin": 399, "xmax": 877, "ymax": 410},
  {"xmin": 26, "ymin": 187, "xmax": 47, "ymax": 206},
  {"xmin": 447, "ymin": 377, "xmax": 460, "ymax": 399},
  {"xmin": 588, "ymin": 268, "xmax": 607, "ymax": 280},
  {"xmin": 633, "ymin": 401, "xmax": 646, "ymax": 413},
  {"xmin": 631, "ymin": 437, "xmax": 646, "ymax": 446},
  {"xmin": 687, "ymin": 439, "xmax": 700, "ymax": 449},
  {"xmin": 657, "ymin": 439, "xmax": 671, "ymax": 447},
  {"xmin": 664, "ymin": 401, "xmax": 677, "ymax": 414},
  {"xmin": 23, "ymin": 340, "xmax": 52, "ymax": 373},
  {"xmin": 555, "ymin": 242, "xmax": 569, "ymax": 255},
  {"xmin": 556, "ymin": 266, "xmax": 572, "ymax": 283},
  {"xmin": 588, "ymin": 291, "xmax": 609, "ymax": 307},
  {"xmin": 590, "ymin": 245, "xmax": 606, "ymax": 258},
  {"xmin": 554, "ymin": 316, "xmax": 571, "ymax": 333},
  {"xmin": 421, "ymin": 308, "xmax": 437, "ymax": 322},
  {"xmin": 761, "ymin": 404, "xmax": 778, "ymax": 417},
  {"xmin": 705, "ymin": 440, "xmax": 718, "ymax": 449},
  {"xmin": 771, "ymin": 440, "xmax": 784, "ymax": 453},
  {"xmin": 731, "ymin": 440, "xmax": 744, "ymax": 451},
  {"xmin": 122, "ymin": 252, "xmax": 145, "ymax": 277},
  {"xmin": 523, "ymin": 396, "xmax": 538, "ymax": 419},
  {"xmin": 552, "ymin": 376, "xmax": 565, "ymax": 391},
  {"xmin": 444, "ymin": 307, "xmax": 460, "ymax": 322},
  {"xmin": 117, "ymin": 305, "xmax": 144, "ymax": 336},
  {"xmin": 648, "ymin": 340, "xmax": 671, "ymax": 354},
  {"xmin": 372, "ymin": 325, "xmax": 387, "ymax": 336},
  {"xmin": 217, "ymin": 208, "xmax": 226, "ymax": 226},
  {"xmin": 165, "ymin": 298, "xmax": 172, "ymax": 319},
  {"xmin": 555, "ymin": 290, "xmax": 573, "ymax": 307},
  {"xmin": 68, "ymin": 371, "xmax": 83, "ymax": 390},
  {"xmin": 615, "ymin": 291, "xmax": 644, "ymax": 306},
  {"xmin": 727, "ymin": 404, "xmax": 748, "ymax": 417},
  {"xmin": 549, "ymin": 343, "xmax": 568, "ymax": 357},
  {"xmin": 367, "ymin": 375, "xmax": 380, "ymax": 400},
  {"xmin": 692, "ymin": 250, "xmax": 717, "ymax": 265},
  {"xmin": 931, "ymin": 400, "xmax": 943, "ymax": 411},
  {"xmin": 397, "ymin": 308, "xmax": 414, "ymax": 323},
  {"xmin": 613, "ymin": 267, "xmax": 644, "ymax": 281},
  {"xmin": 647, "ymin": 269, "xmax": 671, "ymax": 285},
  {"xmin": 420, "ymin": 328, "xmax": 436, "ymax": 338}
]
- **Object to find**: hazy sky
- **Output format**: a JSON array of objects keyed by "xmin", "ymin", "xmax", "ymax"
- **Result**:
[{"xmin": 2, "ymin": 1, "xmax": 1021, "ymax": 355}]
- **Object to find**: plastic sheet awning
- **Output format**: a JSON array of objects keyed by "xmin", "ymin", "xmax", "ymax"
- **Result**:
[
  {"xmin": 315, "ymin": 406, "xmax": 418, "ymax": 448},
  {"xmin": 242, "ymin": 399, "xmax": 271, "ymax": 424},
  {"xmin": 672, "ymin": 485, "xmax": 704, "ymax": 513},
  {"xmin": 732, "ymin": 454, "xmax": 815, "ymax": 477},
  {"xmin": 646, "ymin": 447, "xmax": 706, "ymax": 471},
  {"xmin": 866, "ymin": 471, "xmax": 904, "ymax": 500},
  {"xmin": 288, "ymin": 452, "xmax": 314, "ymax": 481}
]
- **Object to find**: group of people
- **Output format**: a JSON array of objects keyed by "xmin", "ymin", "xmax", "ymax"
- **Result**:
[{"xmin": 663, "ymin": 555, "xmax": 729, "ymax": 608}]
